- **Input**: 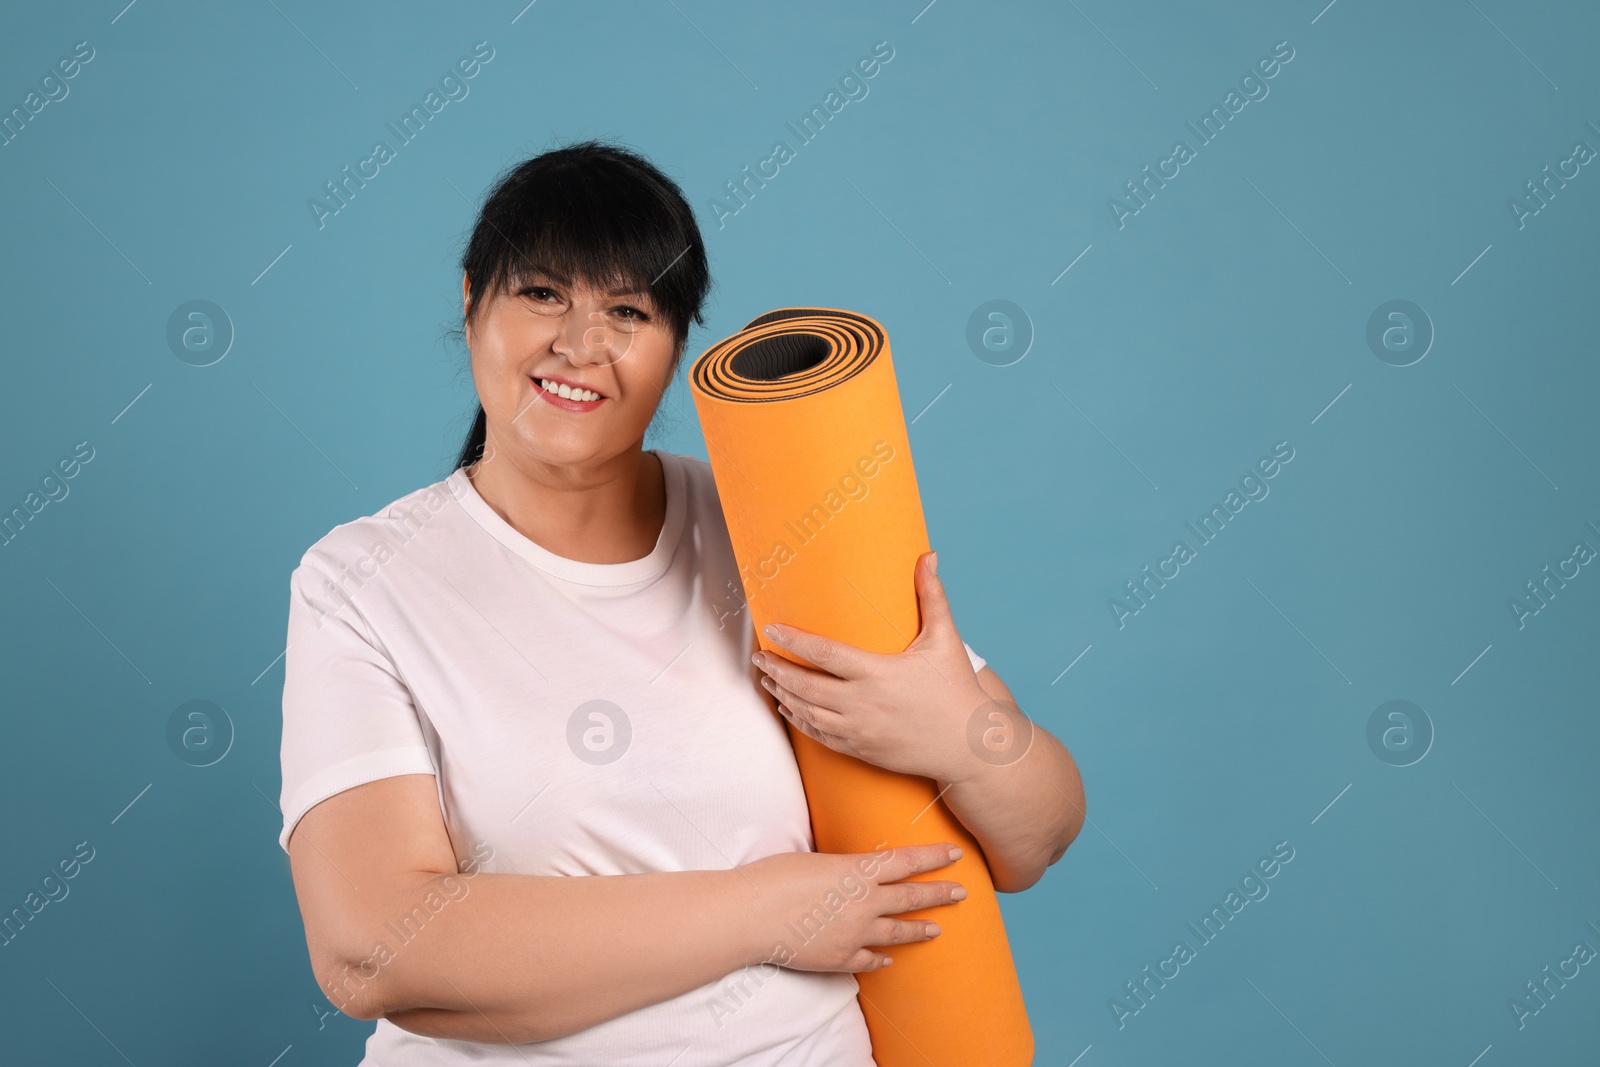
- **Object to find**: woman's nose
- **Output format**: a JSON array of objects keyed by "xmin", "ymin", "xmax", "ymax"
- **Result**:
[{"xmin": 560, "ymin": 311, "xmax": 618, "ymax": 366}]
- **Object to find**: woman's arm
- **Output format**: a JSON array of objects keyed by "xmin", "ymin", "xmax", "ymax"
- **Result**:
[
  {"xmin": 290, "ymin": 772, "xmax": 962, "ymax": 1045},
  {"xmin": 289, "ymin": 773, "xmax": 767, "ymax": 1043},
  {"xmin": 935, "ymin": 665, "xmax": 1086, "ymax": 893},
  {"xmin": 752, "ymin": 551, "xmax": 1087, "ymax": 895}
]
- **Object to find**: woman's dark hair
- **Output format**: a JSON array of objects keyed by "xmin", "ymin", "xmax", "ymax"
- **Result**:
[{"xmin": 453, "ymin": 139, "xmax": 712, "ymax": 470}]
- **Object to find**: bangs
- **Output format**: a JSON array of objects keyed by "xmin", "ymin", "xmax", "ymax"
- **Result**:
[{"xmin": 496, "ymin": 218, "xmax": 663, "ymax": 312}]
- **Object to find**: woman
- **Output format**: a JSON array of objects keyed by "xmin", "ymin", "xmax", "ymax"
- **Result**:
[{"xmin": 277, "ymin": 139, "xmax": 1085, "ymax": 1065}]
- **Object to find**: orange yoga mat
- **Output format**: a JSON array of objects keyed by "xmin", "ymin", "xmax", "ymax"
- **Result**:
[{"xmin": 690, "ymin": 308, "xmax": 1033, "ymax": 1066}]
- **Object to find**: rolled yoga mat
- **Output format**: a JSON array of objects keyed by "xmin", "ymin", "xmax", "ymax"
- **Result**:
[{"xmin": 689, "ymin": 308, "xmax": 1033, "ymax": 1067}]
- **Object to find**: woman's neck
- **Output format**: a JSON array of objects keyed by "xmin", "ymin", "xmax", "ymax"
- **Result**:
[{"xmin": 466, "ymin": 445, "xmax": 666, "ymax": 565}]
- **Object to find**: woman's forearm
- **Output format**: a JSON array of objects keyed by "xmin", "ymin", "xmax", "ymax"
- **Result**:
[
  {"xmin": 352, "ymin": 866, "xmax": 766, "ymax": 1044},
  {"xmin": 937, "ymin": 723, "xmax": 1085, "ymax": 893}
]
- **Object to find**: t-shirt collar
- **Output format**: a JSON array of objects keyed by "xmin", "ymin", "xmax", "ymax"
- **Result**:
[{"xmin": 447, "ymin": 449, "xmax": 686, "ymax": 588}]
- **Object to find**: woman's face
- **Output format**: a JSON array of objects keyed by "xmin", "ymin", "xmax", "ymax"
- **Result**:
[{"xmin": 463, "ymin": 269, "xmax": 678, "ymax": 472}]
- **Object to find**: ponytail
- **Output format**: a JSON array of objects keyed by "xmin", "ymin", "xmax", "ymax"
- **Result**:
[{"xmin": 454, "ymin": 405, "xmax": 487, "ymax": 470}]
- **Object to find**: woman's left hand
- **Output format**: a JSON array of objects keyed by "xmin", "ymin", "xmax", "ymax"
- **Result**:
[{"xmin": 752, "ymin": 550, "xmax": 987, "ymax": 783}]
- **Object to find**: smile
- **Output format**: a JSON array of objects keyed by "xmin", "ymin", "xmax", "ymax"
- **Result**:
[{"xmin": 532, "ymin": 376, "xmax": 607, "ymax": 411}]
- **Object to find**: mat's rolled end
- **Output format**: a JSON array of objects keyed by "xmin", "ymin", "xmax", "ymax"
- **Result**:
[
  {"xmin": 689, "ymin": 308, "xmax": 1035, "ymax": 1067},
  {"xmin": 692, "ymin": 306, "xmax": 884, "ymax": 404}
]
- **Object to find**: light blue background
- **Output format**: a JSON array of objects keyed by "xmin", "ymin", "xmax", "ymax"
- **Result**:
[{"xmin": 2, "ymin": 1, "xmax": 1596, "ymax": 1064}]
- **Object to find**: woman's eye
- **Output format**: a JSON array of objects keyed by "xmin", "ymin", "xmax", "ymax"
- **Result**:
[
  {"xmin": 615, "ymin": 306, "xmax": 649, "ymax": 321},
  {"xmin": 517, "ymin": 286, "xmax": 559, "ymax": 305}
]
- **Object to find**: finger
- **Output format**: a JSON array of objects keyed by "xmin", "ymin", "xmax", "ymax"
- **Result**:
[
  {"xmin": 882, "ymin": 879, "xmax": 967, "ymax": 915},
  {"xmin": 911, "ymin": 550, "xmax": 957, "ymax": 644},
  {"xmin": 773, "ymin": 700, "xmax": 853, "ymax": 755},
  {"xmin": 775, "ymin": 701, "xmax": 821, "ymax": 743},
  {"xmin": 869, "ymin": 842, "xmax": 964, "ymax": 884},
  {"xmin": 847, "ymin": 948, "xmax": 893, "ymax": 973},
  {"xmin": 866, "ymin": 917, "xmax": 943, "ymax": 948},
  {"xmin": 763, "ymin": 623, "xmax": 875, "ymax": 680},
  {"xmin": 755, "ymin": 652, "xmax": 852, "ymax": 710},
  {"xmin": 761, "ymin": 677, "xmax": 848, "ymax": 735}
]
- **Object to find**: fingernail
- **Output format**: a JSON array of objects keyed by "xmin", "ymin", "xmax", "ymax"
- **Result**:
[
  {"xmin": 930, "ymin": 551, "xmax": 939, "ymax": 575},
  {"xmin": 947, "ymin": 846, "xmax": 963, "ymax": 861},
  {"xmin": 883, "ymin": 957, "xmax": 894, "ymax": 967},
  {"xmin": 760, "ymin": 677, "xmax": 774, "ymax": 691},
  {"xmin": 926, "ymin": 923, "xmax": 942, "ymax": 937},
  {"xmin": 763, "ymin": 624, "xmax": 780, "ymax": 640},
  {"xmin": 751, "ymin": 653, "xmax": 764, "ymax": 668},
  {"xmin": 952, "ymin": 886, "xmax": 968, "ymax": 900}
]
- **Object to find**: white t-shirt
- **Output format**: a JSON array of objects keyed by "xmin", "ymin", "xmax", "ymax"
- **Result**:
[{"xmin": 276, "ymin": 448, "xmax": 987, "ymax": 1066}]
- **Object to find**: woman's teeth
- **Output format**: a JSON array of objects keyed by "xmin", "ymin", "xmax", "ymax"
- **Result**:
[{"xmin": 539, "ymin": 378, "xmax": 601, "ymax": 402}]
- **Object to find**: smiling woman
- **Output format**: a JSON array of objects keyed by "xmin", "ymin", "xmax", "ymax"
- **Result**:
[{"xmin": 278, "ymin": 139, "xmax": 1033, "ymax": 1067}]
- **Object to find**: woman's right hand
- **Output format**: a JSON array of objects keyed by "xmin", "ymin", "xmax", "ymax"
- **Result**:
[{"xmin": 737, "ymin": 842, "xmax": 968, "ymax": 974}]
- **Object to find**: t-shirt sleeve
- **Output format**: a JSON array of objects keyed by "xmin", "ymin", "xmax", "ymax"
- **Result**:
[
  {"xmin": 277, "ymin": 557, "xmax": 437, "ymax": 854},
  {"xmin": 962, "ymin": 640, "xmax": 987, "ymax": 675}
]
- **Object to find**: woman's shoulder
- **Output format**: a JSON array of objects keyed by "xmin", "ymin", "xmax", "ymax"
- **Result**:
[
  {"xmin": 292, "ymin": 472, "xmax": 471, "ymax": 583},
  {"xmin": 662, "ymin": 447, "xmax": 713, "ymax": 479},
  {"xmin": 658, "ymin": 449, "xmax": 728, "ymax": 520},
  {"xmin": 658, "ymin": 448, "xmax": 716, "ymax": 494}
]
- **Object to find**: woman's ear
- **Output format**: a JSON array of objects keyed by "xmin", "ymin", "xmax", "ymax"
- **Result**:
[{"xmin": 461, "ymin": 273, "xmax": 471, "ymax": 319}]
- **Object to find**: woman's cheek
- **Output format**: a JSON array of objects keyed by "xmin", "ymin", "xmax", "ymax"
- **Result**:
[
  {"xmin": 480, "ymin": 327, "xmax": 533, "ymax": 398},
  {"xmin": 470, "ymin": 352, "xmax": 510, "ymax": 413}
]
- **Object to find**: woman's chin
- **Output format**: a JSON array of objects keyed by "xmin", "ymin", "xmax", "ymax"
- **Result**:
[{"xmin": 511, "ymin": 432, "xmax": 635, "ymax": 473}]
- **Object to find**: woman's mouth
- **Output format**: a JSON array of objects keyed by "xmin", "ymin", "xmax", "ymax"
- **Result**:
[{"xmin": 531, "ymin": 376, "xmax": 607, "ymax": 412}]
